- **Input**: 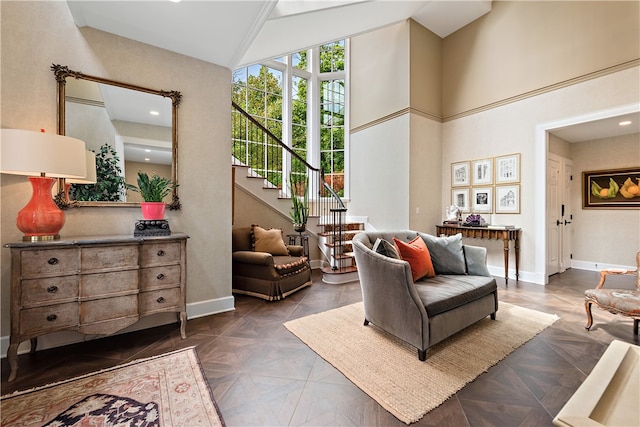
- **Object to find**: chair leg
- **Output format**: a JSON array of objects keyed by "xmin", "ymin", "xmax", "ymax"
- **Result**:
[
  {"xmin": 634, "ymin": 319, "xmax": 638, "ymax": 336},
  {"xmin": 363, "ymin": 319, "xmax": 369, "ymax": 326},
  {"xmin": 490, "ymin": 312, "xmax": 496, "ymax": 320},
  {"xmin": 585, "ymin": 301, "xmax": 594, "ymax": 331},
  {"xmin": 418, "ymin": 349, "xmax": 427, "ymax": 361}
]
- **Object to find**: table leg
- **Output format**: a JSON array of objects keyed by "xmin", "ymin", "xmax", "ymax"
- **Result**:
[
  {"xmin": 502, "ymin": 231, "xmax": 509, "ymax": 284},
  {"xmin": 514, "ymin": 231, "xmax": 520, "ymax": 282}
]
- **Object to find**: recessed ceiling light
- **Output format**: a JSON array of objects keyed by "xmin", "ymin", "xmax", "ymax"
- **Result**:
[
  {"xmin": 170, "ymin": 0, "xmax": 181, "ymax": 3},
  {"xmin": 144, "ymin": 158, "xmax": 151, "ymax": 162},
  {"xmin": 145, "ymin": 149, "xmax": 151, "ymax": 153},
  {"xmin": 150, "ymin": 111, "xmax": 160, "ymax": 116},
  {"xmin": 619, "ymin": 120, "xmax": 632, "ymax": 126}
]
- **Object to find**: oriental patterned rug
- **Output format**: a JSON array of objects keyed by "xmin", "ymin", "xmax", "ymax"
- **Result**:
[
  {"xmin": 1, "ymin": 347, "xmax": 224, "ymax": 427},
  {"xmin": 284, "ymin": 302, "xmax": 558, "ymax": 424}
]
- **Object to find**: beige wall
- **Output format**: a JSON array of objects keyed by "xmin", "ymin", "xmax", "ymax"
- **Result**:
[
  {"xmin": 442, "ymin": 0, "xmax": 640, "ymax": 119},
  {"xmin": 350, "ymin": 1, "xmax": 639, "ymax": 283},
  {"xmin": 350, "ymin": 20, "xmax": 410, "ymax": 130},
  {"xmin": 1, "ymin": 2, "xmax": 233, "ymax": 343},
  {"xmin": 570, "ymin": 133, "xmax": 640, "ymax": 266},
  {"xmin": 124, "ymin": 161, "xmax": 173, "ymax": 204}
]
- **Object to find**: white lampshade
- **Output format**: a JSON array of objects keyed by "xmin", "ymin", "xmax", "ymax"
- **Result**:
[
  {"xmin": 1, "ymin": 129, "xmax": 86, "ymax": 178},
  {"xmin": 67, "ymin": 151, "xmax": 97, "ymax": 184}
]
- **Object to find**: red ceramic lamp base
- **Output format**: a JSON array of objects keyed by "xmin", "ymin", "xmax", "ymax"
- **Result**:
[{"xmin": 16, "ymin": 176, "xmax": 65, "ymax": 241}]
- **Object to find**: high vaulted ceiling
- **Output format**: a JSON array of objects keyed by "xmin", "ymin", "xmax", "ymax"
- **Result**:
[{"xmin": 66, "ymin": 0, "xmax": 493, "ymax": 69}]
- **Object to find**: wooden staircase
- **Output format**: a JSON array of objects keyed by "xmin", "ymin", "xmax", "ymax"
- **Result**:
[{"xmin": 319, "ymin": 222, "xmax": 364, "ymax": 284}]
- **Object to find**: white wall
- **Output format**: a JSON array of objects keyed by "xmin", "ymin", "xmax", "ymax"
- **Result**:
[{"xmin": 349, "ymin": 115, "xmax": 410, "ymax": 230}]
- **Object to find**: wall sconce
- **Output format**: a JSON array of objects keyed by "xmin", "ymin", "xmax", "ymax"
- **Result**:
[{"xmin": 1, "ymin": 129, "xmax": 87, "ymax": 241}]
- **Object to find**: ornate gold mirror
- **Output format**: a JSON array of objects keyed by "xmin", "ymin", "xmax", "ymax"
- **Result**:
[{"xmin": 52, "ymin": 64, "xmax": 181, "ymax": 209}]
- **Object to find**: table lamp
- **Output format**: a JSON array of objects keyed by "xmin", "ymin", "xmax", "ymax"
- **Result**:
[
  {"xmin": 1, "ymin": 129, "xmax": 87, "ymax": 241},
  {"xmin": 64, "ymin": 150, "xmax": 97, "ymax": 202}
]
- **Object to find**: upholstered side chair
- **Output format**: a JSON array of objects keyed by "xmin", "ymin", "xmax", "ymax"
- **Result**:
[
  {"xmin": 585, "ymin": 251, "xmax": 640, "ymax": 335},
  {"xmin": 232, "ymin": 226, "xmax": 312, "ymax": 301}
]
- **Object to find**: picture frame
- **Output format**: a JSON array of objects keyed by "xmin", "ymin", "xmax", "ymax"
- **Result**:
[
  {"xmin": 451, "ymin": 161, "xmax": 470, "ymax": 187},
  {"xmin": 495, "ymin": 185, "xmax": 520, "ymax": 214},
  {"xmin": 451, "ymin": 188, "xmax": 470, "ymax": 212},
  {"xmin": 495, "ymin": 153, "xmax": 520, "ymax": 184},
  {"xmin": 472, "ymin": 187, "xmax": 493, "ymax": 213},
  {"xmin": 582, "ymin": 168, "xmax": 640, "ymax": 209},
  {"xmin": 472, "ymin": 158, "xmax": 493, "ymax": 185}
]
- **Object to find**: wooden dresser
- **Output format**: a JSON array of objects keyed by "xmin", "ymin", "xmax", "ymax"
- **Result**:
[{"xmin": 4, "ymin": 233, "xmax": 188, "ymax": 382}]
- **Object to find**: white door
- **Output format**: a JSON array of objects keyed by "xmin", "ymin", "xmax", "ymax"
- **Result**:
[
  {"xmin": 547, "ymin": 154, "xmax": 561, "ymax": 275},
  {"xmin": 560, "ymin": 159, "xmax": 573, "ymax": 272}
]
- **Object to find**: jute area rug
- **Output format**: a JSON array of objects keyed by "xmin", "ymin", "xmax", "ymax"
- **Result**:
[
  {"xmin": 1, "ymin": 347, "xmax": 224, "ymax": 427},
  {"xmin": 284, "ymin": 302, "xmax": 559, "ymax": 425}
]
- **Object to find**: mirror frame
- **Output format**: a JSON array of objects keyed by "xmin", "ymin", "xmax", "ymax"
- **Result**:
[{"xmin": 52, "ymin": 64, "xmax": 182, "ymax": 209}]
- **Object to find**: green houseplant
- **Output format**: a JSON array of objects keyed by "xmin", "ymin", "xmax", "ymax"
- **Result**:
[
  {"xmin": 288, "ymin": 172, "xmax": 309, "ymax": 232},
  {"xmin": 126, "ymin": 171, "xmax": 177, "ymax": 220}
]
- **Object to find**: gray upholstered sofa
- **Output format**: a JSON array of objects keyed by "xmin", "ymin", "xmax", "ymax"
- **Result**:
[{"xmin": 352, "ymin": 230, "xmax": 498, "ymax": 360}]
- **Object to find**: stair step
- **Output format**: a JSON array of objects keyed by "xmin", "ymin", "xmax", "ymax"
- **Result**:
[
  {"xmin": 322, "ymin": 223, "xmax": 363, "ymax": 232},
  {"xmin": 321, "ymin": 265, "xmax": 358, "ymax": 274}
]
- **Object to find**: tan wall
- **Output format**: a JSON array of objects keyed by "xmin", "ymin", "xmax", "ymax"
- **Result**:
[
  {"xmin": 350, "ymin": 20, "xmax": 410, "ymax": 130},
  {"xmin": 1, "ymin": 2, "xmax": 232, "ymax": 340},
  {"xmin": 124, "ymin": 161, "xmax": 173, "ymax": 203},
  {"xmin": 409, "ymin": 19, "xmax": 442, "ymax": 119},
  {"xmin": 443, "ymin": 1, "xmax": 640, "ymax": 119}
]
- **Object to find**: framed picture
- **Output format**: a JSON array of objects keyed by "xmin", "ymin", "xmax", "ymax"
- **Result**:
[
  {"xmin": 472, "ymin": 187, "xmax": 493, "ymax": 213},
  {"xmin": 583, "ymin": 168, "xmax": 640, "ymax": 209},
  {"xmin": 472, "ymin": 158, "xmax": 493, "ymax": 185},
  {"xmin": 451, "ymin": 161, "xmax": 470, "ymax": 187},
  {"xmin": 495, "ymin": 153, "xmax": 520, "ymax": 184},
  {"xmin": 451, "ymin": 188, "xmax": 470, "ymax": 212},
  {"xmin": 495, "ymin": 185, "xmax": 520, "ymax": 213}
]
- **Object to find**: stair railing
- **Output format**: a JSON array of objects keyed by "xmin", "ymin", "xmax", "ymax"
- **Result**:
[{"xmin": 232, "ymin": 101, "xmax": 345, "ymax": 230}]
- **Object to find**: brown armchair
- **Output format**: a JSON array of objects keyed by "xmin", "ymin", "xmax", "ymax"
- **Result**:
[{"xmin": 232, "ymin": 226, "xmax": 312, "ymax": 301}]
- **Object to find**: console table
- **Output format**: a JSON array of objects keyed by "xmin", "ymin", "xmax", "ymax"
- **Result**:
[
  {"xmin": 5, "ymin": 233, "xmax": 188, "ymax": 382},
  {"xmin": 435, "ymin": 225, "xmax": 520, "ymax": 284}
]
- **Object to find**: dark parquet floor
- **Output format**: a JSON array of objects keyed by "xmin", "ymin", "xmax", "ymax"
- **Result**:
[{"xmin": 2, "ymin": 268, "xmax": 639, "ymax": 426}]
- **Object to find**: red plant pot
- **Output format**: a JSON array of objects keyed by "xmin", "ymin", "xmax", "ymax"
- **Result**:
[{"xmin": 140, "ymin": 202, "xmax": 166, "ymax": 220}]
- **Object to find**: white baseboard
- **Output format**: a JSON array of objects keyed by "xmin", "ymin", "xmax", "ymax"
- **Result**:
[
  {"xmin": 487, "ymin": 265, "xmax": 543, "ymax": 285},
  {"xmin": 571, "ymin": 259, "xmax": 635, "ymax": 272},
  {"xmin": 0, "ymin": 296, "xmax": 236, "ymax": 359}
]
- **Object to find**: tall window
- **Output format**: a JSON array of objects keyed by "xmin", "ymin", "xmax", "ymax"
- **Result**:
[{"xmin": 233, "ymin": 40, "xmax": 347, "ymax": 197}]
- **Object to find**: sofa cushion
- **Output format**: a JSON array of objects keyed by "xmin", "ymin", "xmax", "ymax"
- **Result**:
[
  {"xmin": 414, "ymin": 275, "xmax": 497, "ymax": 317},
  {"xmin": 251, "ymin": 225, "xmax": 289, "ymax": 255},
  {"xmin": 419, "ymin": 232, "xmax": 466, "ymax": 275},
  {"xmin": 373, "ymin": 238, "xmax": 400, "ymax": 259},
  {"xmin": 393, "ymin": 236, "xmax": 435, "ymax": 281}
]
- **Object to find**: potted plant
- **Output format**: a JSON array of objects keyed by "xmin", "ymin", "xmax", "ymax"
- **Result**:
[
  {"xmin": 288, "ymin": 172, "xmax": 309, "ymax": 232},
  {"xmin": 126, "ymin": 171, "xmax": 177, "ymax": 220}
]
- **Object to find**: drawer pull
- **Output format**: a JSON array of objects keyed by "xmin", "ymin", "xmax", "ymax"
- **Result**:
[
  {"xmin": 46, "ymin": 286, "xmax": 59, "ymax": 293},
  {"xmin": 46, "ymin": 314, "xmax": 57, "ymax": 322},
  {"xmin": 156, "ymin": 273, "xmax": 165, "ymax": 280},
  {"xmin": 156, "ymin": 296, "xmax": 165, "ymax": 303},
  {"xmin": 47, "ymin": 257, "xmax": 59, "ymax": 265},
  {"xmin": 157, "ymin": 250, "xmax": 165, "ymax": 257}
]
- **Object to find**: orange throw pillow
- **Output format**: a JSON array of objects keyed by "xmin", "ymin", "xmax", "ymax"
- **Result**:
[{"xmin": 393, "ymin": 236, "xmax": 436, "ymax": 281}]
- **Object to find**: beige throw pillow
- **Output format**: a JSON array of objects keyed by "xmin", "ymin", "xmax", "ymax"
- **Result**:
[{"xmin": 251, "ymin": 225, "xmax": 289, "ymax": 255}]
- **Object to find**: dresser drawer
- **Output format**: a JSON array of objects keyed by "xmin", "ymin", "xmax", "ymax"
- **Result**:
[
  {"xmin": 20, "ymin": 303, "xmax": 78, "ymax": 335},
  {"xmin": 80, "ymin": 295, "xmax": 138, "ymax": 324},
  {"xmin": 21, "ymin": 248, "xmax": 79, "ymax": 277},
  {"xmin": 81, "ymin": 245, "xmax": 138, "ymax": 271},
  {"xmin": 140, "ymin": 265, "xmax": 181, "ymax": 290},
  {"xmin": 140, "ymin": 242, "xmax": 181, "ymax": 267},
  {"xmin": 139, "ymin": 288, "xmax": 181, "ymax": 314},
  {"xmin": 21, "ymin": 276, "xmax": 79, "ymax": 307},
  {"xmin": 81, "ymin": 270, "xmax": 139, "ymax": 299}
]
